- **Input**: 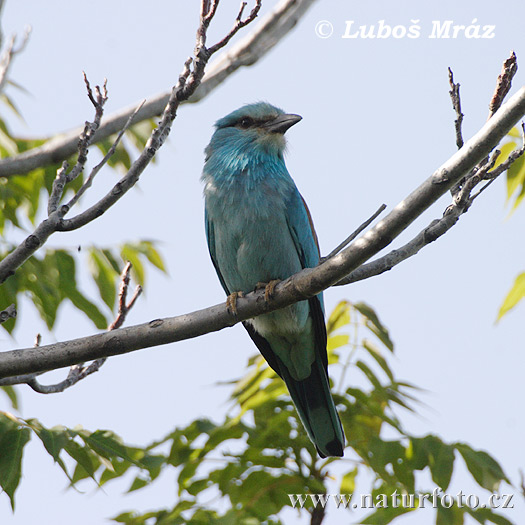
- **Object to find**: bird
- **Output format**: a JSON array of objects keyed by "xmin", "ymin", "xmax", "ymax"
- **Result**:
[{"xmin": 201, "ymin": 102, "xmax": 345, "ymax": 458}]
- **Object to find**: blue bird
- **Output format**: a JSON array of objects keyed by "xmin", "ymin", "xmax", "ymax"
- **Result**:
[{"xmin": 202, "ymin": 102, "xmax": 345, "ymax": 457}]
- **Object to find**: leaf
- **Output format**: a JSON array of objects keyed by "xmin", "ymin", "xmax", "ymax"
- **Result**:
[
  {"xmin": 121, "ymin": 245, "xmax": 145, "ymax": 287},
  {"xmin": 455, "ymin": 443, "xmax": 509, "ymax": 491},
  {"xmin": 327, "ymin": 334, "xmax": 349, "ymax": 351},
  {"xmin": 54, "ymin": 250, "xmax": 108, "ymax": 328},
  {"xmin": 89, "ymin": 248, "xmax": 118, "ymax": 310},
  {"xmin": 65, "ymin": 439, "xmax": 99, "ymax": 484},
  {"xmin": 497, "ymin": 272, "xmax": 525, "ymax": 320},
  {"xmin": 67, "ymin": 288, "xmax": 108, "ymax": 329},
  {"xmin": 354, "ymin": 302, "xmax": 394, "ymax": 352},
  {"xmin": 0, "ymin": 416, "xmax": 31, "ymax": 509},
  {"xmin": 135, "ymin": 241, "xmax": 166, "ymax": 273},
  {"xmin": 326, "ymin": 300, "xmax": 351, "ymax": 334},
  {"xmin": 465, "ymin": 506, "xmax": 514, "ymax": 525},
  {"xmin": 1, "ymin": 386, "xmax": 19, "ymax": 410},
  {"xmin": 340, "ymin": 467, "xmax": 357, "ymax": 493},
  {"xmin": 363, "ymin": 340, "xmax": 394, "ymax": 382},
  {"xmin": 436, "ymin": 502, "xmax": 464, "ymax": 525}
]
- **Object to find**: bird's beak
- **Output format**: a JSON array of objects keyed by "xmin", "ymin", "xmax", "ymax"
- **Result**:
[{"xmin": 263, "ymin": 113, "xmax": 302, "ymax": 134}]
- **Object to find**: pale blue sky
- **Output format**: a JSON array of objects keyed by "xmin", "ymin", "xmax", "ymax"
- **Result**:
[{"xmin": 1, "ymin": 1, "xmax": 524, "ymax": 524}]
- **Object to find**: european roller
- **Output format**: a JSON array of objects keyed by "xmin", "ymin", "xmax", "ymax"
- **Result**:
[{"xmin": 202, "ymin": 102, "xmax": 345, "ymax": 457}]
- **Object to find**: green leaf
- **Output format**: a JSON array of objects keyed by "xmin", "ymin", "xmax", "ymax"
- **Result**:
[
  {"xmin": 1, "ymin": 386, "xmax": 19, "ymax": 410},
  {"xmin": 465, "ymin": 506, "xmax": 514, "ymax": 525},
  {"xmin": 436, "ymin": 501, "xmax": 464, "ymax": 525},
  {"xmin": 354, "ymin": 302, "xmax": 394, "ymax": 352},
  {"xmin": 135, "ymin": 241, "xmax": 166, "ymax": 273},
  {"xmin": 65, "ymin": 439, "xmax": 99, "ymax": 484},
  {"xmin": 497, "ymin": 272, "xmax": 525, "ymax": 320},
  {"xmin": 67, "ymin": 288, "xmax": 108, "ymax": 329},
  {"xmin": 54, "ymin": 250, "xmax": 108, "ymax": 328},
  {"xmin": 121, "ymin": 246, "xmax": 145, "ymax": 287},
  {"xmin": 0, "ymin": 415, "xmax": 31, "ymax": 509},
  {"xmin": 455, "ymin": 443, "xmax": 509, "ymax": 491},
  {"xmin": 89, "ymin": 248, "xmax": 118, "ymax": 310},
  {"xmin": 340, "ymin": 467, "xmax": 357, "ymax": 493},
  {"xmin": 363, "ymin": 340, "xmax": 394, "ymax": 382}
]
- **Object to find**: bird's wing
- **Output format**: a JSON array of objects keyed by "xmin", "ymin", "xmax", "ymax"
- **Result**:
[
  {"xmin": 205, "ymin": 208, "xmax": 231, "ymax": 296},
  {"xmin": 245, "ymin": 187, "xmax": 328, "ymax": 375},
  {"xmin": 283, "ymin": 187, "xmax": 328, "ymax": 368},
  {"xmin": 285, "ymin": 189, "xmax": 321, "ymax": 269}
]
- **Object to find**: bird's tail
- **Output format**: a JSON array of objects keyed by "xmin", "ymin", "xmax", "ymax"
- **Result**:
[{"xmin": 278, "ymin": 354, "xmax": 345, "ymax": 458}]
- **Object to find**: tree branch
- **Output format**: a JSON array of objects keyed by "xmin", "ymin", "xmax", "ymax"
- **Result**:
[
  {"xmin": 1, "ymin": 84, "xmax": 525, "ymax": 379},
  {"xmin": 0, "ymin": 0, "xmax": 318, "ymax": 178},
  {"xmin": 0, "ymin": 0, "xmax": 262, "ymax": 284},
  {"xmin": 0, "ymin": 303, "xmax": 16, "ymax": 324}
]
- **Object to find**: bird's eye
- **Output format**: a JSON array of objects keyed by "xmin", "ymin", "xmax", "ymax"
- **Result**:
[{"xmin": 239, "ymin": 117, "xmax": 253, "ymax": 129}]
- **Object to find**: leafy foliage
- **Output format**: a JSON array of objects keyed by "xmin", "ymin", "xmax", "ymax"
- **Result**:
[
  {"xmin": 0, "ymin": 302, "xmax": 513, "ymax": 524},
  {"xmin": 0, "ymin": 112, "xmax": 164, "ymax": 333},
  {"xmin": 0, "ymin": 241, "xmax": 165, "ymax": 333}
]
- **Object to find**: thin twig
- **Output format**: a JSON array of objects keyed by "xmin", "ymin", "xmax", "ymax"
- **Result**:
[
  {"xmin": 0, "ymin": 25, "xmax": 31, "ymax": 96},
  {"xmin": 448, "ymin": 67, "xmax": 464, "ymax": 150},
  {"xmin": 66, "ymin": 100, "xmax": 145, "ymax": 211},
  {"xmin": 488, "ymin": 51, "xmax": 518, "ymax": 120},
  {"xmin": 321, "ymin": 204, "xmax": 386, "ymax": 262},
  {"xmin": 65, "ymin": 74, "xmax": 108, "ymax": 184},
  {"xmin": 47, "ymin": 161, "xmax": 69, "ymax": 215},
  {"xmin": 22, "ymin": 263, "xmax": 142, "ymax": 394},
  {"xmin": 208, "ymin": 0, "xmax": 262, "ymax": 55}
]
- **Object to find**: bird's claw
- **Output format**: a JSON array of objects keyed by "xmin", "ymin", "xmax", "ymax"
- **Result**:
[
  {"xmin": 255, "ymin": 279, "xmax": 281, "ymax": 302},
  {"xmin": 226, "ymin": 291, "xmax": 244, "ymax": 315}
]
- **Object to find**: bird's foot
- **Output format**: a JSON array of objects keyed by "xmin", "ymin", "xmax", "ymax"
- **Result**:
[
  {"xmin": 226, "ymin": 291, "xmax": 244, "ymax": 315},
  {"xmin": 255, "ymin": 279, "xmax": 281, "ymax": 302}
]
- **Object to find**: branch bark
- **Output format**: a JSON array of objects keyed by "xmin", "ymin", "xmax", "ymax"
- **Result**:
[
  {"xmin": 1, "ymin": 85, "xmax": 524, "ymax": 379},
  {"xmin": 0, "ymin": 0, "xmax": 318, "ymax": 178}
]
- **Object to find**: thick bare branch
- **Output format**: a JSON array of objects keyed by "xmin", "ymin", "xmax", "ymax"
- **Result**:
[
  {"xmin": 0, "ymin": 0, "xmax": 319, "ymax": 178},
  {"xmin": 2, "ymin": 85, "xmax": 525, "ymax": 379}
]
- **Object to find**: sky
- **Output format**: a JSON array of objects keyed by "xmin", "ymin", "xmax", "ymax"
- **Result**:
[{"xmin": 1, "ymin": 1, "xmax": 525, "ymax": 524}]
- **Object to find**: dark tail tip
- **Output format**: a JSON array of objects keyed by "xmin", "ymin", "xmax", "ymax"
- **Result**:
[{"xmin": 316, "ymin": 438, "xmax": 344, "ymax": 458}]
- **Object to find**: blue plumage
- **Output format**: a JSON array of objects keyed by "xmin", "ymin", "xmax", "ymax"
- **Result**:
[{"xmin": 202, "ymin": 102, "xmax": 345, "ymax": 457}]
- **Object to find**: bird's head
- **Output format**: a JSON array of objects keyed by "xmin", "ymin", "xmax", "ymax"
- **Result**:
[{"xmin": 206, "ymin": 102, "xmax": 302, "ymax": 160}]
